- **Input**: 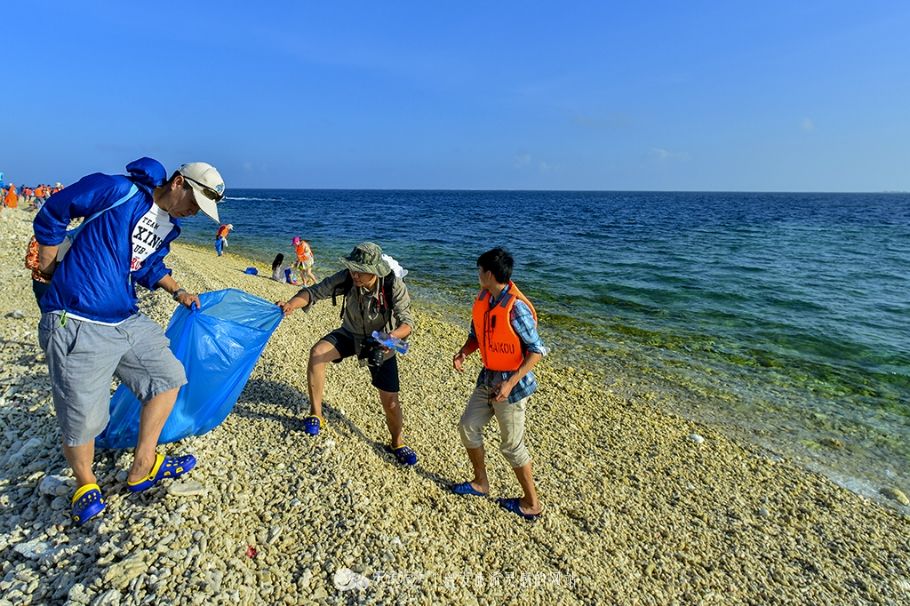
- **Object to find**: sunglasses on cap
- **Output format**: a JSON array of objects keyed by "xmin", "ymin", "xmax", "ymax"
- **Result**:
[{"xmin": 181, "ymin": 174, "xmax": 225, "ymax": 202}]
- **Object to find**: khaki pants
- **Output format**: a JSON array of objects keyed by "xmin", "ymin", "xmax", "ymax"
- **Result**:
[{"xmin": 458, "ymin": 385, "xmax": 531, "ymax": 468}]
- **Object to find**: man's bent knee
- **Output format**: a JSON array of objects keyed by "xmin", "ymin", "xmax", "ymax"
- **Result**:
[{"xmin": 308, "ymin": 341, "xmax": 339, "ymax": 366}]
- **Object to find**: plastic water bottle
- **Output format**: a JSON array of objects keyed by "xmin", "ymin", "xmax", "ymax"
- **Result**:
[{"xmin": 371, "ymin": 330, "xmax": 409, "ymax": 354}]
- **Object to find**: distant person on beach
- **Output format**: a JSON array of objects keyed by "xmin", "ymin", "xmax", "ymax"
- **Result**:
[
  {"xmin": 215, "ymin": 223, "xmax": 233, "ymax": 256},
  {"xmin": 4, "ymin": 184, "xmax": 18, "ymax": 208},
  {"xmin": 32, "ymin": 157, "xmax": 226, "ymax": 526},
  {"xmin": 277, "ymin": 242, "xmax": 418, "ymax": 465},
  {"xmin": 271, "ymin": 253, "xmax": 287, "ymax": 282},
  {"xmin": 292, "ymin": 236, "xmax": 317, "ymax": 286},
  {"xmin": 451, "ymin": 247, "xmax": 546, "ymax": 520}
]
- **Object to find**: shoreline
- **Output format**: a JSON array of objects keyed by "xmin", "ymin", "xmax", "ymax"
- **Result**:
[
  {"xmin": 1, "ymin": 208, "xmax": 908, "ymax": 604},
  {"xmin": 179, "ymin": 223, "xmax": 910, "ymax": 511}
]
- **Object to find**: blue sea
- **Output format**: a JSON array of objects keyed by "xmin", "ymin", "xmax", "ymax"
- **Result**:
[{"xmin": 180, "ymin": 190, "xmax": 910, "ymax": 500}]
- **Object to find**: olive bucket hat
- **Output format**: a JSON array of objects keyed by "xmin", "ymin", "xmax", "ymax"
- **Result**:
[{"xmin": 340, "ymin": 242, "xmax": 391, "ymax": 277}]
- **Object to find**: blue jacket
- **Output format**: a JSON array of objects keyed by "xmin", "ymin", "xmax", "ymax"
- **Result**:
[{"xmin": 33, "ymin": 158, "xmax": 182, "ymax": 323}]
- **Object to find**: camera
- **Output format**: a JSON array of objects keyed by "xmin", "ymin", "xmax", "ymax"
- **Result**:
[{"xmin": 358, "ymin": 338, "xmax": 386, "ymax": 369}]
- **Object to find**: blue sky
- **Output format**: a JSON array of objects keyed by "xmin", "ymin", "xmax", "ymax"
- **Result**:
[{"xmin": 3, "ymin": 1, "xmax": 908, "ymax": 191}]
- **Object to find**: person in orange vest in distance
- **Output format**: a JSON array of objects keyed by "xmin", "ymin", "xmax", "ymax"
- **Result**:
[
  {"xmin": 451, "ymin": 247, "xmax": 546, "ymax": 521},
  {"xmin": 292, "ymin": 236, "xmax": 317, "ymax": 286},
  {"xmin": 5, "ymin": 184, "xmax": 18, "ymax": 208},
  {"xmin": 214, "ymin": 223, "xmax": 233, "ymax": 256}
]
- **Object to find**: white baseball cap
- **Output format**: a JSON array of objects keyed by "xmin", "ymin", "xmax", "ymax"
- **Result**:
[{"xmin": 177, "ymin": 162, "xmax": 225, "ymax": 222}]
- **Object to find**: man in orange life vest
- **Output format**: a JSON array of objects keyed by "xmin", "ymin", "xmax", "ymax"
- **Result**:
[{"xmin": 451, "ymin": 247, "xmax": 546, "ymax": 520}]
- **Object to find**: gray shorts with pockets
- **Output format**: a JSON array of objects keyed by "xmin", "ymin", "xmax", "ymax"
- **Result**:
[{"xmin": 38, "ymin": 312, "xmax": 187, "ymax": 446}]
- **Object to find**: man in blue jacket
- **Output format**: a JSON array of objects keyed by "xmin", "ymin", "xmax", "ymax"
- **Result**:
[{"xmin": 33, "ymin": 157, "xmax": 226, "ymax": 526}]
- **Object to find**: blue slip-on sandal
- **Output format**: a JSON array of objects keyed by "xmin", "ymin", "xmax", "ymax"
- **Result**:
[
  {"xmin": 127, "ymin": 453, "xmax": 196, "ymax": 493},
  {"xmin": 71, "ymin": 483, "xmax": 106, "ymax": 526},
  {"xmin": 303, "ymin": 415, "xmax": 324, "ymax": 436},
  {"xmin": 451, "ymin": 482, "xmax": 488, "ymax": 497},
  {"xmin": 386, "ymin": 445, "xmax": 418, "ymax": 467},
  {"xmin": 497, "ymin": 497, "xmax": 541, "ymax": 521}
]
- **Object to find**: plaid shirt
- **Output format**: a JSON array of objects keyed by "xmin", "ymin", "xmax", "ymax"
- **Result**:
[{"xmin": 469, "ymin": 286, "xmax": 546, "ymax": 403}]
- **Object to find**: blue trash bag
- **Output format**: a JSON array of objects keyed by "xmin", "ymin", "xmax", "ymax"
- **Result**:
[{"xmin": 96, "ymin": 288, "xmax": 283, "ymax": 449}]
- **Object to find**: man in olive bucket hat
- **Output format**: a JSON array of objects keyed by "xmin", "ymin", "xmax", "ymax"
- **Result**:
[{"xmin": 278, "ymin": 242, "xmax": 418, "ymax": 466}]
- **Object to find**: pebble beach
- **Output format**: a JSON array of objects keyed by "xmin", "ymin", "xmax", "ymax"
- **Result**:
[{"xmin": 0, "ymin": 207, "xmax": 908, "ymax": 605}]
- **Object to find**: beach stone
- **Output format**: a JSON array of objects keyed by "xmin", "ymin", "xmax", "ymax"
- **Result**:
[
  {"xmin": 91, "ymin": 589, "xmax": 122, "ymax": 606},
  {"xmin": 10, "ymin": 437, "xmax": 43, "ymax": 465},
  {"xmin": 312, "ymin": 586, "xmax": 328, "ymax": 600},
  {"xmin": 880, "ymin": 487, "xmax": 909, "ymax": 506},
  {"xmin": 167, "ymin": 480, "xmax": 208, "ymax": 497},
  {"xmin": 333, "ymin": 567, "xmax": 370, "ymax": 591},
  {"xmin": 103, "ymin": 551, "xmax": 150, "ymax": 589},
  {"xmin": 3, "ymin": 592, "xmax": 24, "ymax": 604},
  {"xmin": 13, "ymin": 538, "xmax": 52, "ymax": 560},
  {"xmin": 39, "ymin": 474, "xmax": 72, "ymax": 497},
  {"xmin": 688, "ymin": 433, "xmax": 705, "ymax": 445},
  {"xmin": 296, "ymin": 570, "xmax": 313, "ymax": 590}
]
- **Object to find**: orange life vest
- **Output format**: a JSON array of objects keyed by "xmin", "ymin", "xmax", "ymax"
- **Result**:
[
  {"xmin": 472, "ymin": 281, "xmax": 537, "ymax": 372},
  {"xmin": 295, "ymin": 241, "xmax": 312, "ymax": 262},
  {"xmin": 216, "ymin": 225, "xmax": 229, "ymax": 239}
]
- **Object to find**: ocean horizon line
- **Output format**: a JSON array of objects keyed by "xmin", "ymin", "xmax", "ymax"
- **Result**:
[{"xmin": 223, "ymin": 187, "xmax": 910, "ymax": 195}]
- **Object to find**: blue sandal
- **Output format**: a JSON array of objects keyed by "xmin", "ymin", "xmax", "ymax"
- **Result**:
[
  {"xmin": 71, "ymin": 483, "xmax": 106, "ymax": 526},
  {"xmin": 386, "ymin": 445, "xmax": 418, "ymax": 466},
  {"xmin": 451, "ymin": 482, "xmax": 488, "ymax": 497},
  {"xmin": 127, "ymin": 453, "xmax": 196, "ymax": 493},
  {"xmin": 303, "ymin": 415, "xmax": 324, "ymax": 436},
  {"xmin": 497, "ymin": 497, "xmax": 541, "ymax": 521}
]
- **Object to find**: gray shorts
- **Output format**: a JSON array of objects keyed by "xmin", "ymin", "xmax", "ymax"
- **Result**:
[{"xmin": 38, "ymin": 312, "xmax": 187, "ymax": 446}]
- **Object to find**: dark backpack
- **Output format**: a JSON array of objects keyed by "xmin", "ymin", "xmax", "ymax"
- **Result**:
[{"xmin": 331, "ymin": 272, "xmax": 396, "ymax": 322}]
